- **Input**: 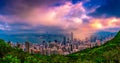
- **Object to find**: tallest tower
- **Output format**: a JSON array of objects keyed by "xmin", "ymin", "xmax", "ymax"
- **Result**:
[{"xmin": 71, "ymin": 32, "xmax": 74, "ymax": 41}]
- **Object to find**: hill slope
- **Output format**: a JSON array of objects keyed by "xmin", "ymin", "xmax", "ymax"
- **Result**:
[
  {"xmin": 0, "ymin": 31, "xmax": 120, "ymax": 63},
  {"xmin": 67, "ymin": 31, "xmax": 120, "ymax": 63}
]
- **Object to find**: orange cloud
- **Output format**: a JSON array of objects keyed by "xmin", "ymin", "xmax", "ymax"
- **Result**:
[{"xmin": 0, "ymin": 1, "xmax": 120, "ymax": 40}]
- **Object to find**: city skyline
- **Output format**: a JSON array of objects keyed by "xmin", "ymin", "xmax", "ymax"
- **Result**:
[
  {"xmin": 0, "ymin": 0, "xmax": 120, "ymax": 42},
  {"xmin": 8, "ymin": 31, "xmax": 114, "ymax": 55}
]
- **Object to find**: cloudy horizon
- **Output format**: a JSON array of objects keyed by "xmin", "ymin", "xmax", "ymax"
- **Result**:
[{"xmin": 0, "ymin": 0, "xmax": 120, "ymax": 42}]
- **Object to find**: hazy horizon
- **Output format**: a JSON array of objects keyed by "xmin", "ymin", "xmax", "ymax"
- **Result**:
[{"xmin": 0, "ymin": 0, "xmax": 120, "ymax": 42}]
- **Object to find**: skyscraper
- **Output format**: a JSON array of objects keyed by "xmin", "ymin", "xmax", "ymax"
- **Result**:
[
  {"xmin": 63, "ymin": 36, "xmax": 66, "ymax": 45},
  {"xmin": 17, "ymin": 42, "xmax": 21, "ymax": 48},
  {"xmin": 71, "ymin": 32, "xmax": 74, "ymax": 41},
  {"xmin": 70, "ymin": 44, "xmax": 73, "ymax": 53},
  {"xmin": 25, "ymin": 41, "xmax": 30, "ymax": 53},
  {"xmin": 97, "ymin": 40, "xmax": 101, "ymax": 46}
]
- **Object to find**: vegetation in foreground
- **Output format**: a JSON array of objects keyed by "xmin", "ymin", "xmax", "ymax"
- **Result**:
[{"xmin": 0, "ymin": 31, "xmax": 120, "ymax": 63}]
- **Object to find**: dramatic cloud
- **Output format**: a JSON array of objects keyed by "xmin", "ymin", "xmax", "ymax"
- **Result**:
[
  {"xmin": 0, "ymin": 0, "xmax": 68, "ymax": 14},
  {"xmin": 0, "ymin": 0, "xmax": 120, "ymax": 42}
]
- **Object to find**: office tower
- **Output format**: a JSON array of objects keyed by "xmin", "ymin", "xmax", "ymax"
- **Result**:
[
  {"xmin": 97, "ymin": 40, "xmax": 101, "ymax": 46},
  {"xmin": 30, "ymin": 48, "xmax": 34, "ymax": 54},
  {"xmin": 42, "ymin": 41, "xmax": 45, "ymax": 45},
  {"xmin": 51, "ymin": 46, "xmax": 58, "ymax": 54},
  {"xmin": 54, "ymin": 40, "xmax": 58, "ymax": 43},
  {"xmin": 40, "ymin": 47, "xmax": 44, "ymax": 55},
  {"xmin": 17, "ymin": 42, "xmax": 21, "ymax": 48},
  {"xmin": 21, "ymin": 45, "xmax": 26, "ymax": 52},
  {"xmin": 71, "ymin": 32, "xmax": 74, "ymax": 41},
  {"xmin": 67, "ymin": 38, "xmax": 70, "ymax": 43},
  {"xmin": 8, "ymin": 41, "xmax": 12, "ymax": 46},
  {"xmin": 42, "ymin": 41, "xmax": 46, "ymax": 48},
  {"xmin": 40, "ymin": 47, "xmax": 46, "ymax": 55},
  {"xmin": 63, "ymin": 36, "xmax": 66, "ymax": 45},
  {"xmin": 25, "ymin": 41, "xmax": 30, "ymax": 53},
  {"xmin": 46, "ymin": 48, "xmax": 51, "ymax": 55},
  {"xmin": 70, "ymin": 44, "xmax": 73, "ymax": 53}
]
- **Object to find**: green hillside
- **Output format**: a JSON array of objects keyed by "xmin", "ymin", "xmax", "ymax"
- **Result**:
[
  {"xmin": 67, "ymin": 31, "xmax": 120, "ymax": 63},
  {"xmin": 0, "ymin": 31, "xmax": 120, "ymax": 63}
]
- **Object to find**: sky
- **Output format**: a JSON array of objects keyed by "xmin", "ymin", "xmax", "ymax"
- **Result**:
[{"xmin": 0, "ymin": 0, "xmax": 120, "ymax": 42}]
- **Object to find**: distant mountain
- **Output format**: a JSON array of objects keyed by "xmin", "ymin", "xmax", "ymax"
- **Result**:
[
  {"xmin": 0, "ymin": 31, "xmax": 120, "ymax": 63},
  {"xmin": 67, "ymin": 31, "xmax": 120, "ymax": 63},
  {"xmin": 94, "ymin": 30, "xmax": 117, "ymax": 37},
  {"xmin": 90, "ymin": 30, "xmax": 117, "ymax": 42}
]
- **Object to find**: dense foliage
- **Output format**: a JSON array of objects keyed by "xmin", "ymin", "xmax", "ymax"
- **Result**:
[{"xmin": 0, "ymin": 31, "xmax": 120, "ymax": 63}]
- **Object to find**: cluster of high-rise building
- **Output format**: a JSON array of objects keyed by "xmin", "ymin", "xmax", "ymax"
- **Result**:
[{"xmin": 8, "ymin": 32, "xmax": 114, "ymax": 55}]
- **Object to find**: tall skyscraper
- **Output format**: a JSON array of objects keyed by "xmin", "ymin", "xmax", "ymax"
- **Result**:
[
  {"xmin": 97, "ymin": 40, "xmax": 101, "ymax": 46},
  {"xmin": 70, "ymin": 44, "xmax": 73, "ymax": 53},
  {"xmin": 63, "ymin": 36, "xmax": 66, "ymax": 45},
  {"xmin": 25, "ymin": 41, "xmax": 30, "ymax": 53},
  {"xmin": 71, "ymin": 32, "xmax": 74, "ymax": 41},
  {"xmin": 17, "ymin": 42, "xmax": 21, "ymax": 48},
  {"xmin": 8, "ymin": 41, "xmax": 12, "ymax": 46}
]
